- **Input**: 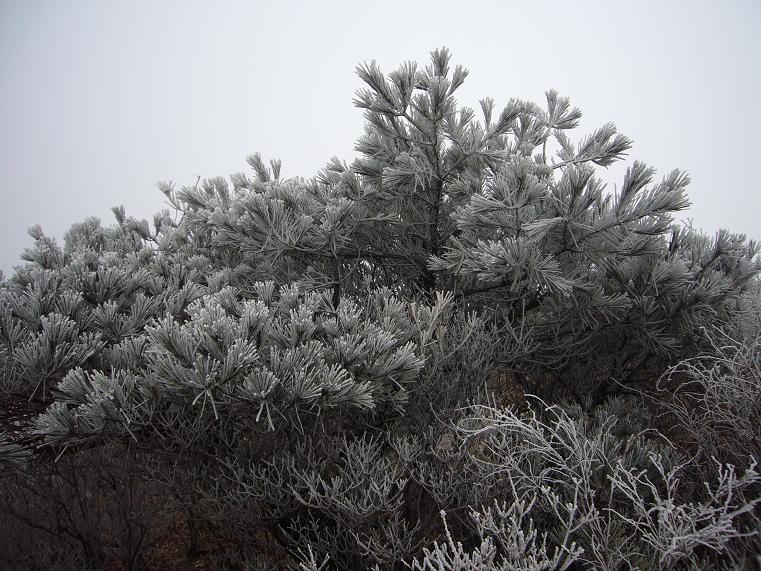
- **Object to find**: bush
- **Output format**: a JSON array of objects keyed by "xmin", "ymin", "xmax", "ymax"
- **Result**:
[{"xmin": 660, "ymin": 285, "xmax": 761, "ymax": 472}]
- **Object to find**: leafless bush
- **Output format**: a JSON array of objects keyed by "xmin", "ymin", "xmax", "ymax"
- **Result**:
[
  {"xmin": 405, "ymin": 398, "xmax": 761, "ymax": 570},
  {"xmin": 661, "ymin": 321, "xmax": 761, "ymax": 470},
  {"xmin": 0, "ymin": 446, "xmax": 166, "ymax": 571}
]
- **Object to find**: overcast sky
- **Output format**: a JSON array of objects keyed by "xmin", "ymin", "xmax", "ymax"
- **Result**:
[{"xmin": 1, "ymin": 0, "xmax": 759, "ymax": 275}]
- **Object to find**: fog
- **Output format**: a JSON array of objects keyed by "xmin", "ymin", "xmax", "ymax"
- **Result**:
[{"xmin": 1, "ymin": 0, "xmax": 759, "ymax": 274}]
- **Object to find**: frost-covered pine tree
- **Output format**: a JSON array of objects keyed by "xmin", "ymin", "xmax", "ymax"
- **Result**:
[
  {"xmin": 178, "ymin": 48, "xmax": 759, "ymax": 403},
  {"xmin": 1, "ymin": 48, "xmax": 759, "ymax": 570}
]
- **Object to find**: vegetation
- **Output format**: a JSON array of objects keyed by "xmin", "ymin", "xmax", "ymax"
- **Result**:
[{"xmin": 1, "ymin": 48, "xmax": 759, "ymax": 570}]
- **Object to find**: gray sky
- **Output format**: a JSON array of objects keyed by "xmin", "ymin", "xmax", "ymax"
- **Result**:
[{"xmin": 1, "ymin": 0, "xmax": 760, "ymax": 275}]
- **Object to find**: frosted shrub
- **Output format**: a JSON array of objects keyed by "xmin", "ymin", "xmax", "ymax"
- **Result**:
[
  {"xmin": 407, "ymin": 397, "xmax": 760, "ymax": 570},
  {"xmin": 407, "ymin": 499, "xmax": 582, "ymax": 571},
  {"xmin": 609, "ymin": 454, "xmax": 761, "ymax": 568},
  {"xmin": 662, "ymin": 322, "xmax": 761, "ymax": 470}
]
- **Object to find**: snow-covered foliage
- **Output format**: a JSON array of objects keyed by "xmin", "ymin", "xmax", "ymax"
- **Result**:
[{"xmin": 0, "ymin": 49, "xmax": 759, "ymax": 570}]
